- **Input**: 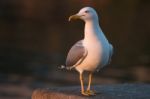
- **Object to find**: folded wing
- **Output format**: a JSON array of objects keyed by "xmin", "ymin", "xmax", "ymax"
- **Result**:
[{"xmin": 66, "ymin": 40, "xmax": 88, "ymax": 69}]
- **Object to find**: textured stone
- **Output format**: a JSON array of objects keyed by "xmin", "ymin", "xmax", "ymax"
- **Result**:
[{"xmin": 32, "ymin": 84, "xmax": 150, "ymax": 99}]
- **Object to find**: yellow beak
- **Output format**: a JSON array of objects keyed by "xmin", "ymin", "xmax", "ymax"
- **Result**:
[{"xmin": 68, "ymin": 14, "xmax": 81, "ymax": 21}]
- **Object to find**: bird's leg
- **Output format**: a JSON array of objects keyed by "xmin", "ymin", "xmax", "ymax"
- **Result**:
[
  {"xmin": 79, "ymin": 73, "xmax": 89, "ymax": 96},
  {"xmin": 87, "ymin": 72, "xmax": 92, "ymax": 91},
  {"xmin": 86, "ymin": 72, "xmax": 96, "ymax": 95}
]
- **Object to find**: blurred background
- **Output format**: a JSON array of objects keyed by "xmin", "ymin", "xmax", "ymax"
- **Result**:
[{"xmin": 0, "ymin": 0, "xmax": 150, "ymax": 99}]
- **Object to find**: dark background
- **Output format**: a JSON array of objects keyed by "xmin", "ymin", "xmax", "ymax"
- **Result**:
[{"xmin": 0, "ymin": 0, "xmax": 149, "ymax": 99}]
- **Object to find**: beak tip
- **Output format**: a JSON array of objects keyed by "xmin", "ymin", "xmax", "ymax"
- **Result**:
[{"xmin": 68, "ymin": 16, "xmax": 72, "ymax": 22}]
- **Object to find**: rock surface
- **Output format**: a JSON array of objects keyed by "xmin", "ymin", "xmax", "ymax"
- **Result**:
[{"xmin": 32, "ymin": 84, "xmax": 150, "ymax": 99}]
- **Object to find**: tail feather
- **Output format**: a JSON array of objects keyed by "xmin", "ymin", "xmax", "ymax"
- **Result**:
[
  {"xmin": 58, "ymin": 65, "xmax": 74, "ymax": 70},
  {"xmin": 58, "ymin": 65, "xmax": 66, "ymax": 69}
]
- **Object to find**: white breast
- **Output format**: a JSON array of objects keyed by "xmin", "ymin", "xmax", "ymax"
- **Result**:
[{"xmin": 75, "ymin": 20, "xmax": 111, "ymax": 73}]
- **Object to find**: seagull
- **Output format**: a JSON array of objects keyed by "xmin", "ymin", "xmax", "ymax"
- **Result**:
[{"xmin": 61, "ymin": 7, "xmax": 113, "ymax": 96}]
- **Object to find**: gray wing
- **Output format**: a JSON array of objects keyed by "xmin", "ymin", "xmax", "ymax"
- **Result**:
[{"xmin": 66, "ymin": 40, "xmax": 87, "ymax": 68}]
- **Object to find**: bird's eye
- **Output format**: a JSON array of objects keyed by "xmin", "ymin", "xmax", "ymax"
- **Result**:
[{"xmin": 85, "ymin": 10, "xmax": 89, "ymax": 13}]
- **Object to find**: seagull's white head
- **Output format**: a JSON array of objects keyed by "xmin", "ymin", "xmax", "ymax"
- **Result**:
[{"xmin": 69, "ymin": 7, "xmax": 99, "ymax": 22}]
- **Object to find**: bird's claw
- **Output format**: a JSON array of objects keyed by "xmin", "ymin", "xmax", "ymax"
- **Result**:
[
  {"xmin": 81, "ymin": 90, "xmax": 96, "ymax": 96},
  {"xmin": 81, "ymin": 91, "xmax": 90, "ymax": 96},
  {"xmin": 85, "ymin": 90, "xmax": 96, "ymax": 96}
]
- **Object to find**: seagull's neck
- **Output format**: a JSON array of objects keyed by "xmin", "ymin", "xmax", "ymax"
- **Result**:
[{"xmin": 84, "ymin": 20, "xmax": 102, "ymax": 41}]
